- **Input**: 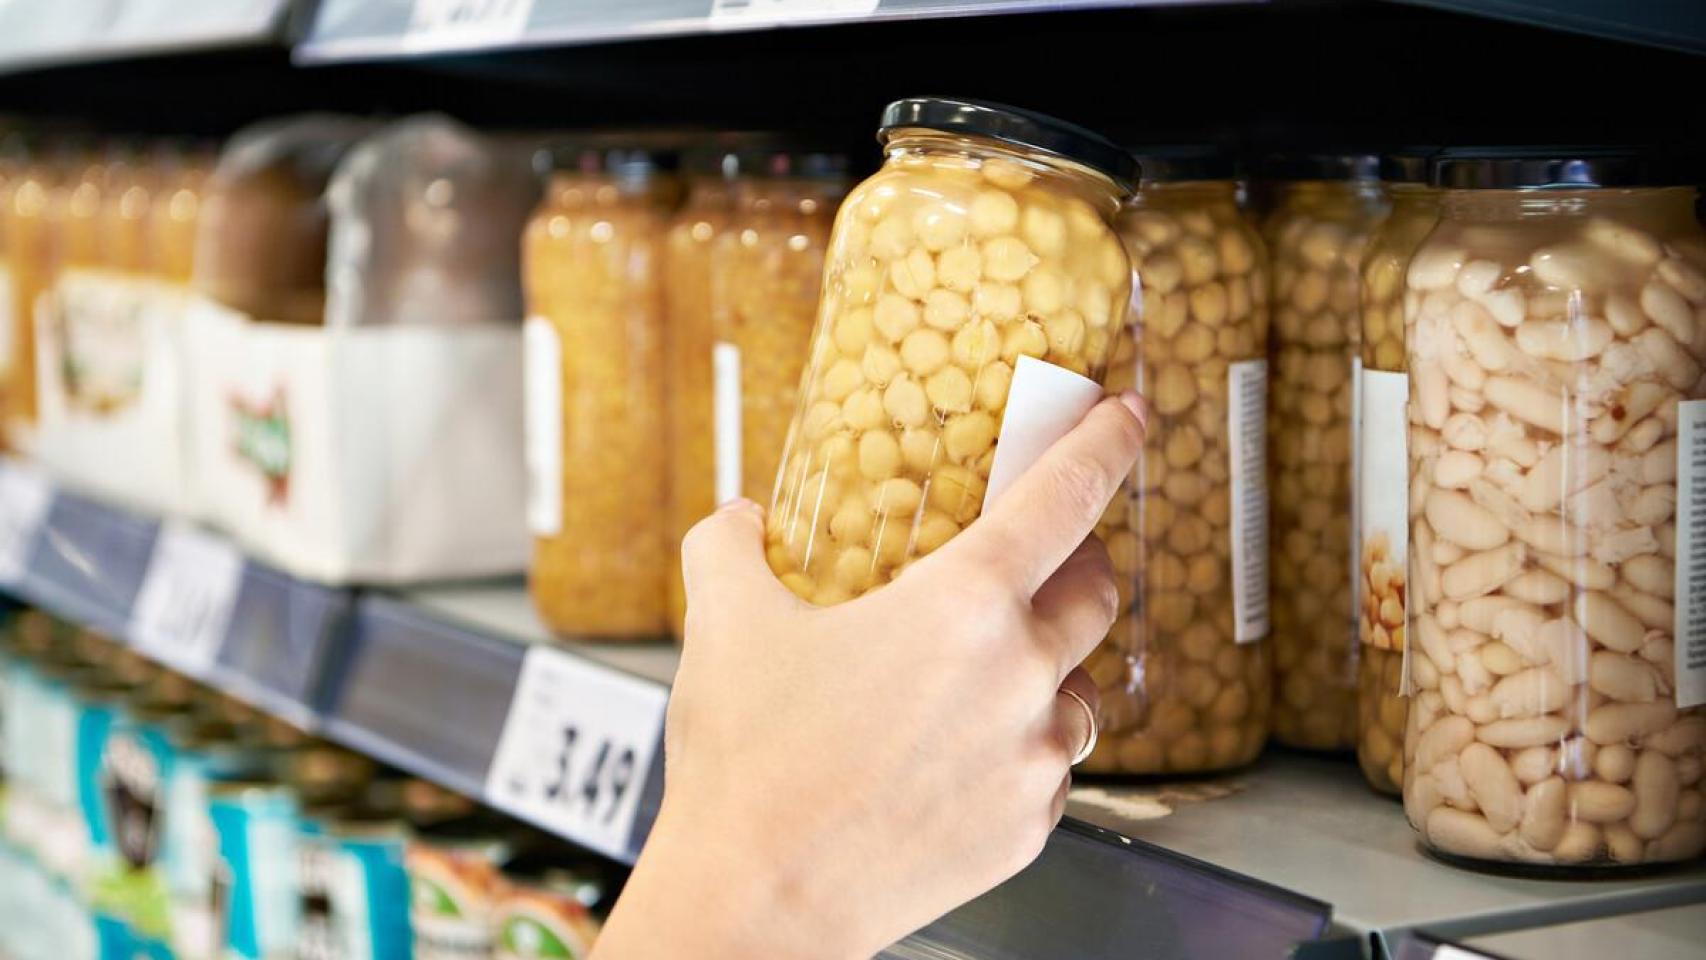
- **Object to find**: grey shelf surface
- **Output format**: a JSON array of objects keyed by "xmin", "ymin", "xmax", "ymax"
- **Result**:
[
  {"xmin": 1460, "ymin": 902, "xmax": 1706, "ymax": 960},
  {"xmin": 0, "ymin": 0, "xmax": 293, "ymax": 73},
  {"xmin": 1068, "ymin": 752, "xmax": 1706, "ymax": 950}
]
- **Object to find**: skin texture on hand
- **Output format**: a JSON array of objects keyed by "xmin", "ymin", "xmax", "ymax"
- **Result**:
[{"xmin": 592, "ymin": 392, "xmax": 1149, "ymax": 960}]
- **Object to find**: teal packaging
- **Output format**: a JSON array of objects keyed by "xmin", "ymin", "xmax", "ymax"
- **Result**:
[
  {"xmin": 209, "ymin": 782, "xmax": 303, "ymax": 960},
  {"xmin": 165, "ymin": 736, "xmax": 268, "ymax": 960},
  {"xmin": 87, "ymin": 708, "xmax": 180, "ymax": 940},
  {"xmin": 294, "ymin": 811, "xmax": 412, "ymax": 960}
]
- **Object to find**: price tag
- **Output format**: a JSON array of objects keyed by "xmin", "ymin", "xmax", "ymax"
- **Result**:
[
  {"xmin": 709, "ymin": 0, "xmax": 881, "ymax": 26},
  {"xmin": 404, "ymin": 0, "xmax": 536, "ymax": 49},
  {"xmin": 0, "ymin": 460, "xmax": 52, "ymax": 587},
  {"xmin": 1433, "ymin": 945, "xmax": 1501, "ymax": 960},
  {"xmin": 130, "ymin": 522, "xmax": 245, "ymax": 675},
  {"xmin": 484, "ymin": 646, "xmax": 668, "ymax": 859}
]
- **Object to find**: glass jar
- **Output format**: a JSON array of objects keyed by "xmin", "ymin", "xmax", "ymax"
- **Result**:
[
  {"xmin": 763, "ymin": 98, "xmax": 1135, "ymax": 604},
  {"xmin": 711, "ymin": 152, "xmax": 848, "ymax": 517},
  {"xmin": 1401, "ymin": 150, "xmax": 1706, "ymax": 871},
  {"xmin": 1081, "ymin": 150, "xmax": 1274, "ymax": 775},
  {"xmin": 524, "ymin": 144, "xmax": 679, "ymax": 639},
  {"xmin": 151, "ymin": 144, "xmax": 214, "ymax": 288},
  {"xmin": 1263, "ymin": 155, "xmax": 1389, "ymax": 751},
  {"xmin": 664, "ymin": 145, "xmax": 742, "ymax": 638},
  {"xmin": 1356, "ymin": 152, "xmax": 1439, "ymax": 795},
  {"xmin": 1, "ymin": 145, "xmax": 71, "ymax": 440}
]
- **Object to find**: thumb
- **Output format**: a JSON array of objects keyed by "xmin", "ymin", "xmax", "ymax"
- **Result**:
[{"xmin": 681, "ymin": 499, "xmax": 796, "ymax": 638}]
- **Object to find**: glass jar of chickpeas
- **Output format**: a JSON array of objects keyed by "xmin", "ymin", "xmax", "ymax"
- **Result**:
[
  {"xmin": 1263, "ymin": 154, "xmax": 1390, "ymax": 752},
  {"xmin": 1081, "ymin": 148, "xmax": 1274, "ymax": 775},
  {"xmin": 1402, "ymin": 150, "xmax": 1706, "ymax": 872},
  {"xmin": 1355, "ymin": 151, "xmax": 1438, "ymax": 795},
  {"xmin": 665, "ymin": 142, "xmax": 744, "ymax": 638},
  {"xmin": 525, "ymin": 143, "xmax": 679, "ymax": 639},
  {"xmin": 764, "ymin": 98, "xmax": 1135, "ymax": 605},
  {"xmin": 1, "ymin": 140, "xmax": 62, "ymax": 444}
]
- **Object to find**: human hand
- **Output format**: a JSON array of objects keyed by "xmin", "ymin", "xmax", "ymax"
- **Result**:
[{"xmin": 593, "ymin": 391, "xmax": 1148, "ymax": 960}]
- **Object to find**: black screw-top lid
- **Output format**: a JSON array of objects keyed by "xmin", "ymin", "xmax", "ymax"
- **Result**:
[
  {"xmin": 1380, "ymin": 148, "xmax": 1436, "ymax": 185},
  {"xmin": 1263, "ymin": 152, "xmax": 1381, "ymax": 182},
  {"xmin": 1431, "ymin": 147, "xmax": 1687, "ymax": 189},
  {"xmin": 1129, "ymin": 145, "xmax": 1237, "ymax": 184},
  {"xmin": 878, "ymin": 97, "xmax": 1137, "ymax": 193}
]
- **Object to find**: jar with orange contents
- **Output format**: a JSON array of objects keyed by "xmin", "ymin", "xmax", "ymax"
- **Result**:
[
  {"xmin": 524, "ymin": 143, "xmax": 680, "ymax": 639},
  {"xmin": 711, "ymin": 149, "xmax": 848, "ymax": 521},
  {"xmin": 764, "ymin": 99, "xmax": 1135, "ymax": 605},
  {"xmin": 665, "ymin": 140, "xmax": 744, "ymax": 638}
]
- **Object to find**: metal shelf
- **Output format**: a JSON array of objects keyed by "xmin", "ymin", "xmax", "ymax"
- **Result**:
[
  {"xmin": 0, "ymin": 0, "xmax": 295, "ymax": 74},
  {"xmin": 294, "ymin": 0, "xmax": 1704, "ymax": 64},
  {"xmin": 5, "ymin": 458, "xmax": 1705, "ymax": 958},
  {"xmin": 1456, "ymin": 902, "xmax": 1706, "ymax": 960},
  {"xmin": 1067, "ymin": 752, "xmax": 1706, "ymax": 954}
]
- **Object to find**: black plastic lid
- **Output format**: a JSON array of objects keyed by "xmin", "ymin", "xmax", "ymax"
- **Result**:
[
  {"xmin": 1262, "ymin": 152, "xmax": 1381, "ymax": 182},
  {"xmin": 1431, "ymin": 147, "xmax": 1686, "ymax": 189},
  {"xmin": 1129, "ymin": 145, "xmax": 1237, "ymax": 184},
  {"xmin": 878, "ymin": 97, "xmax": 1137, "ymax": 193},
  {"xmin": 1380, "ymin": 148, "xmax": 1436, "ymax": 185}
]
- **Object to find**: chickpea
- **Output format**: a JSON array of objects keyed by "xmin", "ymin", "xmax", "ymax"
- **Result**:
[
  {"xmin": 766, "ymin": 124, "xmax": 1131, "ymax": 601},
  {"xmin": 1079, "ymin": 173, "xmax": 1273, "ymax": 777},
  {"xmin": 1263, "ymin": 169, "xmax": 1389, "ymax": 751}
]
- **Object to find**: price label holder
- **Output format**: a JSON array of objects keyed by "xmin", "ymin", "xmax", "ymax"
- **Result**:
[
  {"xmin": 403, "ymin": 0, "xmax": 536, "ymax": 50},
  {"xmin": 484, "ymin": 645, "xmax": 668, "ymax": 860},
  {"xmin": 130, "ymin": 521, "xmax": 245, "ymax": 676},
  {"xmin": 0, "ymin": 460, "xmax": 52, "ymax": 588},
  {"xmin": 708, "ymin": 0, "xmax": 881, "ymax": 27}
]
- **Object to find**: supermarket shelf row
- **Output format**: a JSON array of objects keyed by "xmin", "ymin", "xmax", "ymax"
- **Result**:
[
  {"xmin": 6, "ymin": 457, "xmax": 1706, "ymax": 957},
  {"xmin": 0, "ymin": 0, "xmax": 1700, "ymax": 75}
]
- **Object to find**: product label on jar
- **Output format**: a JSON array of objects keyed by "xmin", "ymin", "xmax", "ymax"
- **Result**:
[
  {"xmin": 1357, "ymin": 369, "xmax": 1409, "ymax": 656},
  {"xmin": 1676, "ymin": 399, "xmax": 1706, "ymax": 709},
  {"xmin": 1228, "ymin": 359, "xmax": 1270, "ymax": 644},
  {"xmin": 981, "ymin": 356, "xmax": 1103, "ymax": 510},
  {"xmin": 712, "ymin": 342, "xmax": 743, "ymax": 505},
  {"xmin": 523, "ymin": 317, "xmax": 563, "ymax": 536},
  {"xmin": 1349, "ymin": 356, "xmax": 1362, "ymax": 630}
]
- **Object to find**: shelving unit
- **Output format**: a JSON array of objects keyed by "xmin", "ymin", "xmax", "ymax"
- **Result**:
[{"xmin": 5, "ymin": 461, "xmax": 1704, "ymax": 957}]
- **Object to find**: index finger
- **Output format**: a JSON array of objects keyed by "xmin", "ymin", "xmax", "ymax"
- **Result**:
[{"xmin": 941, "ymin": 391, "xmax": 1147, "ymax": 596}]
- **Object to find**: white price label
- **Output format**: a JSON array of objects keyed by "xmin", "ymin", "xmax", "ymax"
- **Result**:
[
  {"xmin": 0, "ymin": 460, "xmax": 51, "ymax": 587},
  {"xmin": 484, "ymin": 646, "xmax": 668, "ymax": 859},
  {"xmin": 130, "ymin": 522, "xmax": 245, "ymax": 674},
  {"xmin": 709, "ymin": 0, "xmax": 881, "ymax": 25},
  {"xmin": 1432, "ymin": 946, "xmax": 1500, "ymax": 960},
  {"xmin": 405, "ymin": 0, "xmax": 535, "ymax": 48}
]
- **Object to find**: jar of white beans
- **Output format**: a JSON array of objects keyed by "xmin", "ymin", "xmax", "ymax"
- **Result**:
[
  {"xmin": 764, "ymin": 98, "xmax": 1135, "ymax": 604},
  {"xmin": 1401, "ymin": 149, "xmax": 1706, "ymax": 872}
]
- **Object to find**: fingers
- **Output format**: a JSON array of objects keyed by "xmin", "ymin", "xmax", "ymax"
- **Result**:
[
  {"xmin": 945, "ymin": 392, "xmax": 1147, "ymax": 596},
  {"xmin": 1052, "ymin": 666, "xmax": 1100, "ymax": 766},
  {"xmin": 1030, "ymin": 537, "xmax": 1119, "ymax": 682},
  {"xmin": 680, "ymin": 499, "xmax": 796, "ymax": 637}
]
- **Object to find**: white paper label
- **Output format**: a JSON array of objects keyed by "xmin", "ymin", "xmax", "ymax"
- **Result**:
[
  {"xmin": 484, "ymin": 646, "xmax": 668, "ymax": 859},
  {"xmin": 0, "ymin": 459, "xmax": 51, "ymax": 587},
  {"xmin": 130, "ymin": 522, "xmax": 245, "ymax": 675},
  {"xmin": 523, "ymin": 317, "xmax": 563, "ymax": 536},
  {"xmin": 0, "ymin": 265, "xmax": 14, "ymax": 376},
  {"xmin": 1676, "ymin": 399, "xmax": 1706, "ymax": 709},
  {"xmin": 709, "ymin": 0, "xmax": 881, "ymax": 25},
  {"xmin": 1228, "ymin": 359, "xmax": 1270, "ymax": 644},
  {"xmin": 982, "ymin": 356, "xmax": 1104, "ymax": 510},
  {"xmin": 405, "ymin": 0, "xmax": 535, "ymax": 47},
  {"xmin": 1432, "ymin": 946, "xmax": 1501, "ymax": 960},
  {"xmin": 713, "ymin": 342, "xmax": 743, "ymax": 505},
  {"xmin": 1349, "ymin": 356, "xmax": 1363, "ymax": 635},
  {"xmin": 1358, "ymin": 369, "xmax": 1410, "ymax": 632}
]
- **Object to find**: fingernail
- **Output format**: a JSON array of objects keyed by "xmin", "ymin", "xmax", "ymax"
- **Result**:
[{"xmin": 1116, "ymin": 390, "xmax": 1148, "ymax": 434}]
